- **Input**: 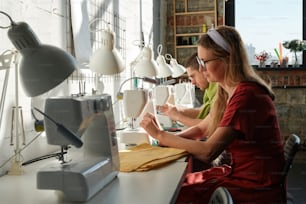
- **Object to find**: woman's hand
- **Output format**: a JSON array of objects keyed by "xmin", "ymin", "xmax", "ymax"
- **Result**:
[
  {"xmin": 140, "ymin": 112, "xmax": 162, "ymax": 141},
  {"xmin": 156, "ymin": 103, "xmax": 180, "ymax": 121}
]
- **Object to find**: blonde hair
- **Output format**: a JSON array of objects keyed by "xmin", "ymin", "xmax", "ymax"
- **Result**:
[{"xmin": 197, "ymin": 26, "xmax": 275, "ymax": 135}]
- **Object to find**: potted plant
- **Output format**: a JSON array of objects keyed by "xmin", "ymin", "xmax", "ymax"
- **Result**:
[
  {"xmin": 254, "ymin": 50, "xmax": 271, "ymax": 67},
  {"xmin": 282, "ymin": 39, "xmax": 303, "ymax": 67}
]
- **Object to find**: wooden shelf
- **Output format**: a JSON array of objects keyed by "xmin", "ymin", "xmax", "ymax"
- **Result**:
[
  {"xmin": 176, "ymin": 45, "xmax": 197, "ymax": 49},
  {"xmin": 173, "ymin": 0, "xmax": 217, "ymax": 59},
  {"xmin": 175, "ymin": 33, "xmax": 202, "ymax": 37},
  {"xmin": 175, "ymin": 11, "xmax": 215, "ymax": 16}
]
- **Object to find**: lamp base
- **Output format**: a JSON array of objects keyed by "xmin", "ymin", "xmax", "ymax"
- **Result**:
[{"xmin": 7, "ymin": 159, "xmax": 24, "ymax": 175}]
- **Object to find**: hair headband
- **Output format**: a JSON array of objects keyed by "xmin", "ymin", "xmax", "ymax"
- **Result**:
[{"xmin": 207, "ymin": 29, "xmax": 230, "ymax": 53}]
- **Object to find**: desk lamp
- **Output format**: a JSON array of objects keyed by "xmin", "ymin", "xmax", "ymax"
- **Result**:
[
  {"xmin": 2, "ymin": 11, "xmax": 121, "ymax": 202},
  {"xmin": 89, "ymin": 26, "xmax": 124, "ymax": 76},
  {"xmin": 5, "ymin": 15, "xmax": 77, "ymax": 97},
  {"xmin": 1, "ymin": 10, "xmax": 79, "ymax": 175},
  {"xmin": 89, "ymin": 25, "xmax": 124, "ymax": 93},
  {"xmin": 165, "ymin": 54, "xmax": 186, "ymax": 78},
  {"xmin": 155, "ymin": 44, "xmax": 172, "ymax": 79},
  {"xmin": 133, "ymin": 46, "xmax": 157, "ymax": 78},
  {"xmin": 89, "ymin": 29, "xmax": 124, "ymax": 75}
]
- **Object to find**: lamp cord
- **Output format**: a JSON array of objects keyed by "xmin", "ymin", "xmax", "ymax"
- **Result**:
[
  {"xmin": 0, "ymin": 11, "xmax": 15, "ymax": 28},
  {"xmin": 31, "ymin": 108, "xmax": 40, "ymax": 121},
  {"xmin": 33, "ymin": 107, "xmax": 58, "ymax": 126}
]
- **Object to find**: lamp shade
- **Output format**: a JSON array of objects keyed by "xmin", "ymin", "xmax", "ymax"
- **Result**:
[
  {"xmin": 134, "ymin": 46, "xmax": 157, "ymax": 77},
  {"xmin": 89, "ymin": 29, "xmax": 124, "ymax": 75},
  {"xmin": 169, "ymin": 58, "xmax": 186, "ymax": 78},
  {"xmin": 155, "ymin": 54, "xmax": 172, "ymax": 78},
  {"xmin": 7, "ymin": 22, "xmax": 77, "ymax": 97}
]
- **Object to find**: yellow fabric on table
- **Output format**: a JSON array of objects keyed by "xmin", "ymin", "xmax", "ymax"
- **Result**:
[{"xmin": 119, "ymin": 143, "xmax": 188, "ymax": 172}]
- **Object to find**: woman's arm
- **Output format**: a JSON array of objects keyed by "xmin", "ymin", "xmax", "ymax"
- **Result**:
[
  {"xmin": 159, "ymin": 126, "xmax": 237, "ymax": 162},
  {"xmin": 140, "ymin": 113, "xmax": 239, "ymax": 163},
  {"xmin": 175, "ymin": 113, "xmax": 211, "ymax": 140},
  {"xmin": 158, "ymin": 103, "xmax": 201, "ymax": 122},
  {"xmin": 174, "ymin": 111, "xmax": 203, "ymax": 128},
  {"xmin": 178, "ymin": 106, "xmax": 202, "ymax": 118}
]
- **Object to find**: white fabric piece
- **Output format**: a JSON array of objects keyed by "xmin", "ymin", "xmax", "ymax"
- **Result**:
[{"xmin": 70, "ymin": 0, "xmax": 92, "ymax": 66}]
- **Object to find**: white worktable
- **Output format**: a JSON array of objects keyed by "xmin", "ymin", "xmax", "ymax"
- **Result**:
[{"xmin": 0, "ymin": 157, "xmax": 187, "ymax": 204}]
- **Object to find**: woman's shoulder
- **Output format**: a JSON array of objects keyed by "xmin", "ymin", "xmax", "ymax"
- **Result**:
[
  {"xmin": 231, "ymin": 81, "xmax": 269, "ymax": 106},
  {"xmin": 236, "ymin": 81, "xmax": 265, "ymax": 93}
]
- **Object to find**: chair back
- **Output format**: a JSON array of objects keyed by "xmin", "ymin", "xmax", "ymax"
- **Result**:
[
  {"xmin": 208, "ymin": 186, "xmax": 233, "ymax": 204},
  {"xmin": 283, "ymin": 134, "xmax": 300, "ymax": 179},
  {"xmin": 281, "ymin": 134, "xmax": 300, "ymax": 202}
]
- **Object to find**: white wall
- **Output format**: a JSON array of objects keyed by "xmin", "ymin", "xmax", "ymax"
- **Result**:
[
  {"xmin": 120, "ymin": 0, "xmax": 155, "ymax": 65},
  {"xmin": 0, "ymin": 0, "xmax": 154, "ymax": 176}
]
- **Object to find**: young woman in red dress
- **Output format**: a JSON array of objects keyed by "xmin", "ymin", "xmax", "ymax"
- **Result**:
[{"xmin": 140, "ymin": 25, "xmax": 285, "ymax": 203}]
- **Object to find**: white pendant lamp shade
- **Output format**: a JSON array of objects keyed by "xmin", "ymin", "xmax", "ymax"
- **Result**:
[
  {"xmin": 170, "ymin": 58, "xmax": 186, "ymax": 78},
  {"xmin": 8, "ymin": 22, "xmax": 77, "ymax": 97},
  {"xmin": 89, "ymin": 29, "xmax": 124, "ymax": 75},
  {"xmin": 134, "ymin": 46, "xmax": 157, "ymax": 77},
  {"xmin": 155, "ymin": 54, "xmax": 172, "ymax": 78}
]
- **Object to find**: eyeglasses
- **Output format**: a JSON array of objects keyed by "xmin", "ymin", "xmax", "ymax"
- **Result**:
[{"xmin": 196, "ymin": 56, "xmax": 220, "ymax": 71}]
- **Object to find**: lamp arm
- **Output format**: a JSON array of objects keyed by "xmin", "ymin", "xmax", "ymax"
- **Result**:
[
  {"xmin": 118, "ymin": 77, "xmax": 138, "ymax": 93},
  {"xmin": 0, "ymin": 50, "xmax": 17, "ymax": 146},
  {"xmin": 116, "ymin": 77, "xmax": 157, "ymax": 100}
]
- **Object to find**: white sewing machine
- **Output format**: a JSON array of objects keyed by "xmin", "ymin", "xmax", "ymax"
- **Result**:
[
  {"xmin": 36, "ymin": 94, "xmax": 119, "ymax": 202},
  {"xmin": 118, "ymin": 89, "xmax": 151, "ymax": 146},
  {"xmin": 152, "ymin": 85, "xmax": 173, "ymax": 129}
]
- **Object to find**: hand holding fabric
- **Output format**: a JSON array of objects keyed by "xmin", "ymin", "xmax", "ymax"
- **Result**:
[
  {"xmin": 140, "ymin": 112, "xmax": 162, "ymax": 141},
  {"xmin": 156, "ymin": 103, "xmax": 181, "ymax": 121}
]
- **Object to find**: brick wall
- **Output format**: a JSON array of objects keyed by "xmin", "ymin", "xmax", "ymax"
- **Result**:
[
  {"xmin": 274, "ymin": 89, "xmax": 306, "ymax": 137},
  {"xmin": 258, "ymin": 69, "xmax": 306, "ymax": 162}
]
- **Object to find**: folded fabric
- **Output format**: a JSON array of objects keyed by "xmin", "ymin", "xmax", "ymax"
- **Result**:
[{"xmin": 119, "ymin": 143, "xmax": 188, "ymax": 172}]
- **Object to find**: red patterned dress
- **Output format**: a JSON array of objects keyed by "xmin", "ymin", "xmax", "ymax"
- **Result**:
[{"xmin": 176, "ymin": 82, "xmax": 285, "ymax": 204}]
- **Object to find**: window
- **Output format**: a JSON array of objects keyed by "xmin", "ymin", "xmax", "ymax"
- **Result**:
[{"xmin": 225, "ymin": 0, "xmax": 305, "ymax": 67}]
